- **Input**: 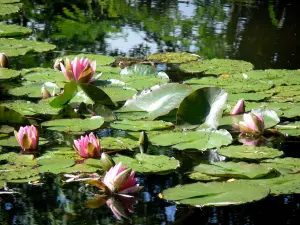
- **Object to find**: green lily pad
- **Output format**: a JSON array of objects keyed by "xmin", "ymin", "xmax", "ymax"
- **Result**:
[
  {"xmin": 50, "ymin": 81, "xmax": 78, "ymax": 108},
  {"xmin": 161, "ymin": 181, "xmax": 269, "ymax": 207},
  {"xmin": 0, "ymin": 22, "xmax": 31, "ymax": 37},
  {"xmin": 113, "ymin": 153, "xmax": 179, "ymax": 174},
  {"xmin": 111, "ymin": 119, "xmax": 174, "ymax": 131},
  {"xmin": 0, "ymin": 38, "xmax": 56, "ymax": 57},
  {"xmin": 41, "ymin": 116, "xmax": 104, "ymax": 133},
  {"xmin": 1, "ymin": 100, "xmax": 61, "ymax": 116},
  {"xmin": 42, "ymin": 147, "xmax": 75, "ymax": 159},
  {"xmin": 101, "ymin": 137, "xmax": 139, "ymax": 151},
  {"xmin": 63, "ymin": 163, "xmax": 101, "ymax": 173},
  {"xmin": 119, "ymin": 83, "xmax": 192, "ymax": 120},
  {"xmin": 0, "ymin": 152, "xmax": 36, "ymax": 166},
  {"xmin": 242, "ymin": 175, "xmax": 300, "ymax": 195},
  {"xmin": 37, "ymin": 157, "xmax": 75, "ymax": 174},
  {"xmin": 177, "ymin": 87, "xmax": 228, "ymax": 128},
  {"xmin": 0, "ymin": 136, "xmax": 48, "ymax": 147},
  {"xmin": 191, "ymin": 161, "xmax": 277, "ymax": 179},
  {"xmin": 0, "ymin": 105, "xmax": 29, "ymax": 125},
  {"xmin": 101, "ymin": 86, "xmax": 137, "ymax": 102},
  {"xmin": 276, "ymin": 122, "xmax": 300, "ymax": 136},
  {"xmin": 0, "ymin": 68, "xmax": 20, "ymax": 80},
  {"xmin": 228, "ymin": 92, "xmax": 273, "ymax": 102},
  {"xmin": 261, "ymin": 157, "xmax": 300, "ymax": 175},
  {"xmin": 217, "ymin": 146, "xmax": 283, "ymax": 160},
  {"xmin": 186, "ymin": 77, "xmax": 273, "ymax": 94},
  {"xmin": 150, "ymin": 129, "xmax": 232, "ymax": 151},
  {"xmin": 146, "ymin": 52, "xmax": 200, "ymax": 64},
  {"xmin": 188, "ymin": 173, "xmax": 222, "ymax": 181},
  {"xmin": 21, "ymin": 67, "xmax": 66, "ymax": 83},
  {"xmin": 1, "ymin": 167, "xmax": 39, "ymax": 182},
  {"xmin": 0, "ymin": 0, "xmax": 21, "ymax": 16},
  {"xmin": 180, "ymin": 59, "xmax": 254, "ymax": 75}
]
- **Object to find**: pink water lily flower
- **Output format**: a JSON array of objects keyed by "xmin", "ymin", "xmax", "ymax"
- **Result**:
[
  {"xmin": 230, "ymin": 99, "xmax": 245, "ymax": 115},
  {"xmin": 60, "ymin": 57, "xmax": 102, "ymax": 83},
  {"xmin": 74, "ymin": 132, "xmax": 102, "ymax": 158},
  {"xmin": 103, "ymin": 162, "xmax": 142, "ymax": 194},
  {"xmin": 238, "ymin": 112, "xmax": 265, "ymax": 136},
  {"xmin": 14, "ymin": 125, "xmax": 38, "ymax": 151}
]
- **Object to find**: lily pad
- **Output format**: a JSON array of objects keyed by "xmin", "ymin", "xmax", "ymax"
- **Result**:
[
  {"xmin": 242, "ymin": 175, "xmax": 300, "ymax": 195},
  {"xmin": 37, "ymin": 157, "xmax": 75, "ymax": 174},
  {"xmin": 150, "ymin": 129, "xmax": 232, "ymax": 151},
  {"xmin": 217, "ymin": 145, "xmax": 283, "ymax": 160},
  {"xmin": 119, "ymin": 83, "xmax": 192, "ymax": 120},
  {"xmin": 1, "ymin": 100, "xmax": 61, "ymax": 116},
  {"xmin": 188, "ymin": 173, "xmax": 222, "ymax": 181},
  {"xmin": 179, "ymin": 59, "xmax": 254, "ymax": 75},
  {"xmin": 0, "ymin": 0, "xmax": 21, "ymax": 16},
  {"xmin": 113, "ymin": 153, "xmax": 179, "ymax": 174},
  {"xmin": 176, "ymin": 87, "xmax": 228, "ymax": 128},
  {"xmin": 261, "ymin": 157, "xmax": 300, "ymax": 174},
  {"xmin": 0, "ymin": 136, "xmax": 48, "ymax": 147},
  {"xmin": 0, "ymin": 68, "xmax": 20, "ymax": 80},
  {"xmin": 0, "ymin": 105, "xmax": 29, "ymax": 125},
  {"xmin": 161, "ymin": 181, "xmax": 269, "ymax": 207},
  {"xmin": 146, "ymin": 52, "xmax": 200, "ymax": 64},
  {"xmin": 41, "ymin": 116, "xmax": 104, "ymax": 133},
  {"xmin": 21, "ymin": 67, "xmax": 66, "ymax": 83},
  {"xmin": 191, "ymin": 161, "xmax": 277, "ymax": 179},
  {"xmin": 111, "ymin": 119, "xmax": 174, "ymax": 131},
  {"xmin": 101, "ymin": 137, "xmax": 139, "ymax": 151},
  {"xmin": 0, "ymin": 38, "xmax": 56, "ymax": 57},
  {"xmin": 0, "ymin": 22, "xmax": 32, "ymax": 37},
  {"xmin": 276, "ymin": 122, "xmax": 300, "ymax": 136}
]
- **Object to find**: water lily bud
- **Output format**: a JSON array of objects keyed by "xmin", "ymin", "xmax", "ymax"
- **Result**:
[
  {"xmin": 238, "ymin": 112, "xmax": 265, "ymax": 136},
  {"xmin": 54, "ymin": 58, "xmax": 64, "ymax": 71},
  {"xmin": 230, "ymin": 99, "xmax": 245, "ymax": 115},
  {"xmin": 41, "ymin": 86, "xmax": 51, "ymax": 99},
  {"xmin": 100, "ymin": 152, "xmax": 115, "ymax": 171},
  {"xmin": 112, "ymin": 168, "xmax": 132, "ymax": 192},
  {"xmin": 139, "ymin": 131, "xmax": 148, "ymax": 154},
  {"xmin": 0, "ymin": 53, "xmax": 9, "ymax": 68},
  {"xmin": 14, "ymin": 125, "xmax": 39, "ymax": 152}
]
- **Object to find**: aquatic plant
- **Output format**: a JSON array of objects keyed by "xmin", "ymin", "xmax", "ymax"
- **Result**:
[
  {"xmin": 14, "ymin": 125, "xmax": 39, "ymax": 152},
  {"xmin": 73, "ymin": 132, "xmax": 102, "ymax": 158},
  {"xmin": 230, "ymin": 99, "xmax": 245, "ymax": 115},
  {"xmin": 238, "ymin": 112, "xmax": 265, "ymax": 136}
]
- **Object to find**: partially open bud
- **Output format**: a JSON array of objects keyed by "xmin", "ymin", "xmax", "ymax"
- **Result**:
[
  {"xmin": 238, "ymin": 112, "xmax": 265, "ymax": 136},
  {"xmin": 0, "ymin": 53, "xmax": 9, "ymax": 68},
  {"xmin": 230, "ymin": 99, "xmax": 245, "ymax": 115},
  {"xmin": 54, "ymin": 58, "xmax": 64, "ymax": 71},
  {"xmin": 100, "ymin": 152, "xmax": 115, "ymax": 171},
  {"xmin": 41, "ymin": 82, "xmax": 60, "ymax": 99},
  {"xmin": 41, "ymin": 86, "xmax": 51, "ymax": 99}
]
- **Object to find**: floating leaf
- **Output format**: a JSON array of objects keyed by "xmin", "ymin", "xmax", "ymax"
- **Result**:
[
  {"xmin": 0, "ymin": 68, "xmax": 20, "ymax": 80},
  {"xmin": 177, "ymin": 87, "xmax": 227, "ymax": 128},
  {"xmin": 111, "ymin": 119, "xmax": 174, "ymax": 131},
  {"xmin": 150, "ymin": 129, "xmax": 232, "ymax": 151},
  {"xmin": 179, "ymin": 59, "xmax": 254, "ymax": 75},
  {"xmin": 21, "ymin": 67, "xmax": 66, "ymax": 83},
  {"xmin": 0, "ymin": 0, "xmax": 21, "ymax": 16},
  {"xmin": 0, "ymin": 38, "xmax": 56, "ymax": 57},
  {"xmin": 191, "ymin": 162, "xmax": 276, "ymax": 179},
  {"xmin": 0, "ymin": 136, "xmax": 48, "ymax": 147},
  {"xmin": 161, "ymin": 181, "xmax": 269, "ymax": 207},
  {"xmin": 188, "ymin": 173, "xmax": 221, "ymax": 181},
  {"xmin": 146, "ymin": 52, "xmax": 200, "ymax": 64},
  {"xmin": 41, "ymin": 116, "xmax": 104, "ymax": 133},
  {"xmin": 120, "ymin": 64, "xmax": 158, "ymax": 76},
  {"xmin": 119, "ymin": 83, "xmax": 192, "ymax": 120},
  {"xmin": 0, "ymin": 22, "xmax": 31, "ymax": 37},
  {"xmin": 113, "ymin": 153, "xmax": 179, "ymax": 174},
  {"xmin": 0, "ymin": 106, "xmax": 29, "ymax": 125},
  {"xmin": 276, "ymin": 122, "xmax": 300, "ymax": 136},
  {"xmin": 217, "ymin": 145, "xmax": 283, "ymax": 160},
  {"xmin": 261, "ymin": 157, "xmax": 300, "ymax": 175},
  {"xmin": 37, "ymin": 157, "xmax": 75, "ymax": 174},
  {"xmin": 101, "ymin": 137, "xmax": 139, "ymax": 151}
]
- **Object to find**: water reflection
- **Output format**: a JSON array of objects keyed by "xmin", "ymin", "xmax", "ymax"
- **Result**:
[{"xmin": 5, "ymin": 0, "xmax": 300, "ymax": 70}]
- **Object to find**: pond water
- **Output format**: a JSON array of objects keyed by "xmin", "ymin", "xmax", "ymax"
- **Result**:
[{"xmin": 1, "ymin": 0, "xmax": 300, "ymax": 224}]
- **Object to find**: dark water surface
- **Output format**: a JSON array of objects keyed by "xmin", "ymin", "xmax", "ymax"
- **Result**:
[{"xmin": 1, "ymin": 0, "xmax": 300, "ymax": 224}]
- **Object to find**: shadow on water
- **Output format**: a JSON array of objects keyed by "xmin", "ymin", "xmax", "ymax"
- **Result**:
[{"xmin": 1, "ymin": 0, "xmax": 300, "ymax": 224}]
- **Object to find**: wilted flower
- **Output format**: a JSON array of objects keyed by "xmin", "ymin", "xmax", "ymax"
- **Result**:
[
  {"xmin": 0, "ymin": 53, "xmax": 9, "ymax": 68},
  {"xmin": 59, "ymin": 57, "xmax": 102, "ymax": 83},
  {"xmin": 230, "ymin": 99, "xmax": 245, "ymax": 115},
  {"xmin": 100, "ymin": 153, "xmax": 115, "ymax": 171},
  {"xmin": 74, "ymin": 132, "xmax": 102, "ymax": 158},
  {"xmin": 14, "ymin": 125, "xmax": 38, "ymax": 151},
  {"xmin": 238, "ymin": 112, "xmax": 264, "ymax": 136},
  {"xmin": 103, "ymin": 162, "xmax": 142, "ymax": 194}
]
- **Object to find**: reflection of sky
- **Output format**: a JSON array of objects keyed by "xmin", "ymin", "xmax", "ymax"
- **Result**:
[{"xmin": 165, "ymin": 205, "xmax": 176, "ymax": 222}]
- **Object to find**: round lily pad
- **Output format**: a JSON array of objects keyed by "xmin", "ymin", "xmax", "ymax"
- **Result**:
[
  {"xmin": 0, "ymin": 68, "xmax": 20, "ymax": 80},
  {"xmin": 161, "ymin": 180, "xmax": 270, "ymax": 207},
  {"xmin": 111, "ymin": 119, "xmax": 174, "ymax": 131},
  {"xmin": 0, "ymin": 136, "xmax": 48, "ymax": 147},
  {"xmin": 276, "ymin": 122, "xmax": 300, "ymax": 136},
  {"xmin": 113, "ymin": 153, "xmax": 179, "ymax": 174},
  {"xmin": 41, "ymin": 116, "xmax": 104, "ymax": 133},
  {"xmin": 217, "ymin": 145, "xmax": 283, "ymax": 160},
  {"xmin": 146, "ymin": 52, "xmax": 200, "ymax": 64},
  {"xmin": 0, "ymin": 0, "xmax": 21, "ymax": 16},
  {"xmin": 0, "ymin": 38, "xmax": 56, "ymax": 57},
  {"xmin": 0, "ymin": 22, "xmax": 32, "ymax": 37},
  {"xmin": 180, "ymin": 59, "xmax": 254, "ymax": 75},
  {"xmin": 101, "ymin": 137, "xmax": 139, "ymax": 151},
  {"xmin": 21, "ymin": 67, "xmax": 66, "ymax": 83}
]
